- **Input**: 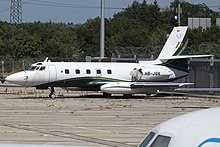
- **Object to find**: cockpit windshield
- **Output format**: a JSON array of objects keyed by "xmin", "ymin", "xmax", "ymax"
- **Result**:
[
  {"xmin": 139, "ymin": 132, "xmax": 155, "ymax": 147},
  {"xmin": 149, "ymin": 135, "xmax": 171, "ymax": 147},
  {"xmin": 139, "ymin": 132, "xmax": 171, "ymax": 147},
  {"xmin": 27, "ymin": 66, "xmax": 46, "ymax": 71},
  {"xmin": 40, "ymin": 66, "xmax": 46, "ymax": 71},
  {"xmin": 28, "ymin": 66, "xmax": 37, "ymax": 71}
]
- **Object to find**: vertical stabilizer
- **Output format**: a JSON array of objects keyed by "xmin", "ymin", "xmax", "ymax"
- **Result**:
[
  {"xmin": 156, "ymin": 26, "xmax": 189, "ymax": 72},
  {"xmin": 158, "ymin": 26, "xmax": 188, "ymax": 59}
]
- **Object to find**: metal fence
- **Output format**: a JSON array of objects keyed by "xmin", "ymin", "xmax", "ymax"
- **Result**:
[
  {"xmin": 179, "ymin": 58, "xmax": 220, "ymax": 94},
  {"xmin": 0, "ymin": 59, "xmax": 31, "ymax": 78}
]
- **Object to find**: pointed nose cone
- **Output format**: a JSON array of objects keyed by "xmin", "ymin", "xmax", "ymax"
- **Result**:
[{"xmin": 5, "ymin": 72, "xmax": 27, "ymax": 86}]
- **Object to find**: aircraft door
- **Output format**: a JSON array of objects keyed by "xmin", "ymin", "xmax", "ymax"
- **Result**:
[{"xmin": 48, "ymin": 65, "xmax": 57, "ymax": 82}]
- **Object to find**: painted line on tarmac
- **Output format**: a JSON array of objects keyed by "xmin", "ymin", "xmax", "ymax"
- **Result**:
[
  {"xmin": 52, "ymin": 123, "xmax": 72, "ymax": 127},
  {"xmin": 77, "ymin": 127, "xmax": 113, "ymax": 134}
]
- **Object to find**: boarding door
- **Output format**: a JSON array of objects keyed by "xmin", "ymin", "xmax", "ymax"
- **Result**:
[{"xmin": 48, "ymin": 65, "xmax": 57, "ymax": 82}]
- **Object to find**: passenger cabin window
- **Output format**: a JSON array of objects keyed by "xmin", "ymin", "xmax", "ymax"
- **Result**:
[
  {"xmin": 149, "ymin": 135, "xmax": 171, "ymax": 147},
  {"xmin": 139, "ymin": 132, "xmax": 155, "ymax": 147},
  {"xmin": 107, "ymin": 69, "xmax": 112, "ymax": 74},
  {"xmin": 75, "ymin": 69, "xmax": 80, "ymax": 74},
  {"xmin": 40, "ymin": 66, "xmax": 46, "ymax": 71},
  {"xmin": 65, "ymin": 69, "xmax": 70, "ymax": 74},
  {"xmin": 96, "ymin": 69, "xmax": 101, "ymax": 74},
  {"xmin": 86, "ymin": 69, "xmax": 91, "ymax": 74},
  {"xmin": 35, "ymin": 67, "xmax": 40, "ymax": 70}
]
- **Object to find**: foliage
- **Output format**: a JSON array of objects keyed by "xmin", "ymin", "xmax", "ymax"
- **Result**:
[{"xmin": 0, "ymin": 0, "xmax": 220, "ymax": 63}]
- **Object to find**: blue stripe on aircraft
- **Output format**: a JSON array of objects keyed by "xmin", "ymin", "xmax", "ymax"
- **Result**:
[{"xmin": 198, "ymin": 138, "xmax": 220, "ymax": 147}]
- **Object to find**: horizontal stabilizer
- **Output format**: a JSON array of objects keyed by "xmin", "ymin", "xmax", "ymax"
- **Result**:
[{"xmin": 159, "ymin": 54, "xmax": 212, "ymax": 62}]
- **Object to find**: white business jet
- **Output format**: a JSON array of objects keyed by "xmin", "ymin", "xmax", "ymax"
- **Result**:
[
  {"xmin": 5, "ymin": 26, "xmax": 210, "ymax": 98},
  {"xmin": 139, "ymin": 107, "xmax": 220, "ymax": 147}
]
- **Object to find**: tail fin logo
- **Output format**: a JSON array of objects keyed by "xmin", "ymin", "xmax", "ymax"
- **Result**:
[
  {"xmin": 176, "ymin": 29, "xmax": 181, "ymax": 38},
  {"xmin": 176, "ymin": 34, "xmax": 181, "ymax": 38},
  {"xmin": 157, "ymin": 26, "xmax": 188, "ymax": 60}
]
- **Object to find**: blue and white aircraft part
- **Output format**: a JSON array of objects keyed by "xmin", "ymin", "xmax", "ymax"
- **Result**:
[{"xmin": 139, "ymin": 107, "xmax": 220, "ymax": 147}]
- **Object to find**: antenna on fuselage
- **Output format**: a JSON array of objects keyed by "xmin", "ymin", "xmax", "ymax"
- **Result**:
[{"xmin": 43, "ymin": 57, "xmax": 49, "ymax": 62}]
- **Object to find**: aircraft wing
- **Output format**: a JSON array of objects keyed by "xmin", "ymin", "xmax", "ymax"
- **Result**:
[
  {"xmin": 131, "ymin": 82, "xmax": 193, "ymax": 88},
  {"xmin": 101, "ymin": 82, "xmax": 193, "ymax": 95},
  {"xmin": 176, "ymin": 88, "xmax": 220, "ymax": 92}
]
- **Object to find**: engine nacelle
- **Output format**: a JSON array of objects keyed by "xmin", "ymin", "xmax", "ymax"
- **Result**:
[{"xmin": 100, "ymin": 82, "xmax": 158, "ymax": 94}]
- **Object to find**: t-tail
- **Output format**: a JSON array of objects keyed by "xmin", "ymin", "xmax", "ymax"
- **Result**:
[{"xmin": 155, "ymin": 26, "xmax": 211, "ymax": 72}]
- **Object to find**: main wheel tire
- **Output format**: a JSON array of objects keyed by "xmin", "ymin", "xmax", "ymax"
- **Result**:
[{"xmin": 49, "ymin": 93, "xmax": 56, "ymax": 98}]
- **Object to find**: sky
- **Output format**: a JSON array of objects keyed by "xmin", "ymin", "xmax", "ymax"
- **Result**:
[{"xmin": 0, "ymin": 0, "xmax": 220, "ymax": 24}]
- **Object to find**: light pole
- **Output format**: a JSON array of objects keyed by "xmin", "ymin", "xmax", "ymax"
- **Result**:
[
  {"xmin": 177, "ymin": 1, "xmax": 181, "ymax": 26},
  {"xmin": 100, "ymin": 0, "xmax": 105, "ymax": 58}
]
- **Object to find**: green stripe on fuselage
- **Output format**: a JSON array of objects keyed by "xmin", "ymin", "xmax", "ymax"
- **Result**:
[{"xmin": 36, "ymin": 77, "xmax": 126, "ymax": 89}]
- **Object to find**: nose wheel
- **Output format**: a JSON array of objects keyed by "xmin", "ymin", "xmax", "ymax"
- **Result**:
[{"xmin": 49, "ymin": 87, "xmax": 56, "ymax": 98}]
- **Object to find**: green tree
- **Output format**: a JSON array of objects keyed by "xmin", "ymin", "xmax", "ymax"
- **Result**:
[{"xmin": 11, "ymin": 32, "xmax": 43, "ymax": 60}]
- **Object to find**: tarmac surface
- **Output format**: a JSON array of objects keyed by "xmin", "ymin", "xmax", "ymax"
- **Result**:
[{"xmin": 0, "ymin": 86, "xmax": 220, "ymax": 146}]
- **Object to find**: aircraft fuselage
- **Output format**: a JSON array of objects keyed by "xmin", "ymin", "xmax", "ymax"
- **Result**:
[{"xmin": 5, "ymin": 61, "xmax": 188, "ymax": 90}]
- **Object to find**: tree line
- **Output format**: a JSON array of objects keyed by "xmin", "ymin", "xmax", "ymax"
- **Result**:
[{"xmin": 0, "ymin": 0, "xmax": 220, "ymax": 62}]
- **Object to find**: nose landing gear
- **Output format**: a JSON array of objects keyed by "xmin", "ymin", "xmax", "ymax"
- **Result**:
[{"xmin": 49, "ymin": 87, "xmax": 56, "ymax": 98}]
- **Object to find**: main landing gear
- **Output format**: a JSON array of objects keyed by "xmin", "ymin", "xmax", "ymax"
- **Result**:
[{"xmin": 49, "ymin": 87, "xmax": 56, "ymax": 98}]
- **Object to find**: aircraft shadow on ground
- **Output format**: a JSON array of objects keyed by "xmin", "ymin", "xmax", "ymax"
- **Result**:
[{"xmin": 6, "ymin": 92, "xmax": 188, "ymax": 100}]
